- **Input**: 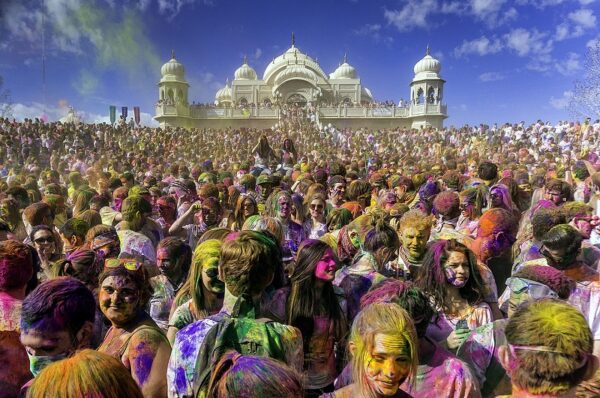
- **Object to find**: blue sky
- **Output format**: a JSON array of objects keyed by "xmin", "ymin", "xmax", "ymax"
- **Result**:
[{"xmin": 0, "ymin": 0, "xmax": 598, "ymax": 127}]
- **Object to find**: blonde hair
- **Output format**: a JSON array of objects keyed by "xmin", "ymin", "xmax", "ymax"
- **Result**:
[
  {"xmin": 26, "ymin": 349, "xmax": 143, "ymax": 398},
  {"xmin": 350, "ymin": 303, "xmax": 419, "ymax": 398}
]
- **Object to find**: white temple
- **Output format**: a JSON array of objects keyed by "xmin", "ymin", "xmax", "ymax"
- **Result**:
[{"xmin": 155, "ymin": 38, "xmax": 447, "ymax": 130}]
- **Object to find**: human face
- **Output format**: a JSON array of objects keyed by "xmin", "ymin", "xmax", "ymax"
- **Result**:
[
  {"xmin": 573, "ymin": 215, "xmax": 598, "ymax": 239},
  {"xmin": 21, "ymin": 328, "xmax": 77, "ymax": 357},
  {"xmin": 489, "ymin": 189, "xmax": 503, "ymax": 208},
  {"xmin": 330, "ymin": 183, "xmax": 346, "ymax": 205},
  {"xmin": 33, "ymin": 229, "xmax": 56, "ymax": 257},
  {"xmin": 202, "ymin": 260, "xmax": 225, "ymax": 294},
  {"xmin": 544, "ymin": 189, "xmax": 563, "ymax": 206},
  {"xmin": 309, "ymin": 199, "xmax": 325, "ymax": 221},
  {"xmin": 157, "ymin": 248, "xmax": 179, "ymax": 280},
  {"xmin": 314, "ymin": 249, "xmax": 337, "ymax": 282},
  {"xmin": 98, "ymin": 276, "xmax": 140, "ymax": 327},
  {"xmin": 540, "ymin": 245, "xmax": 578, "ymax": 270},
  {"xmin": 200, "ymin": 206, "xmax": 219, "ymax": 226},
  {"xmin": 460, "ymin": 199, "xmax": 474, "ymax": 219},
  {"xmin": 400, "ymin": 226, "xmax": 429, "ymax": 260},
  {"xmin": 444, "ymin": 251, "xmax": 470, "ymax": 288},
  {"xmin": 242, "ymin": 198, "xmax": 256, "ymax": 218},
  {"xmin": 365, "ymin": 333, "xmax": 412, "ymax": 396},
  {"xmin": 278, "ymin": 196, "xmax": 291, "ymax": 219}
]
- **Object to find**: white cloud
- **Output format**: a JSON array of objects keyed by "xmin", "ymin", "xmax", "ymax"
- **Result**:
[
  {"xmin": 504, "ymin": 28, "xmax": 551, "ymax": 57},
  {"xmin": 555, "ymin": 9, "xmax": 596, "ymax": 41},
  {"xmin": 479, "ymin": 72, "xmax": 505, "ymax": 82},
  {"xmin": 353, "ymin": 23, "xmax": 393, "ymax": 44},
  {"xmin": 549, "ymin": 91, "xmax": 573, "ymax": 109},
  {"xmin": 254, "ymin": 48, "xmax": 262, "ymax": 59},
  {"xmin": 555, "ymin": 52, "xmax": 582, "ymax": 75},
  {"xmin": 383, "ymin": 0, "xmax": 437, "ymax": 31},
  {"xmin": 187, "ymin": 71, "xmax": 223, "ymax": 103},
  {"xmin": 588, "ymin": 36, "xmax": 600, "ymax": 48},
  {"xmin": 454, "ymin": 36, "xmax": 503, "ymax": 57},
  {"xmin": 569, "ymin": 8, "xmax": 596, "ymax": 28}
]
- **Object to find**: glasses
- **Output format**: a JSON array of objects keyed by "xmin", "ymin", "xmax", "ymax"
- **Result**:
[
  {"xmin": 506, "ymin": 277, "xmax": 558, "ymax": 300},
  {"xmin": 104, "ymin": 258, "xmax": 142, "ymax": 271},
  {"xmin": 34, "ymin": 237, "xmax": 54, "ymax": 244},
  {"xmin": 310, "ymin": 203, "xmax": 324, "ymax": 210}
]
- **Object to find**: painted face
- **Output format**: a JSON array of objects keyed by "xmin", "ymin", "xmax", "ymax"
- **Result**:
[
  {"xmin": 330, "ymin": 183, "xmax": 346, "ymax": 204},
  {"xmin": 21, "ymin": 328, "xmax": 77, "ymax": 377},
  {"xmin": 444, "ymin": 251, "xmax": 470, "ymax": 288},
  {"xmin": 157, "ymin": 248, "xmax": 179, "ymax": 279},
  {"xmin": 460, "ymin": 199, "xmax": 474, "ymax": 218},
  {"xmin": 574, "ymin": 215, "xmax": 597, "ymax": 239},
  {"xmin": 278, "ymin": 196, "xmax": 291, "ymax": 219},
  {"xmin": 309, "ymin": 199, "xmax": 325, "ymax": 220},
  {"xmin": 200, "ymin": 206, "xmax": 220, "ymax": 226},
  {"xmin": 400, "ymin": 226, "xmax": 430, "ymax": 260},
  {"xmin": 365, "ymin": 333, "xmax": 412, "ymax": 396},
  {"xmin": 544, "ymin": 189, "xmax": 563, "ymax": 206},
  {"xmin": 202, "ymin": 261, "xmax": 225, "ymax": 294},
  {"xmin": 98, "ymin": 276, "xmax": 140, "ymax": 326},
  {"xmin": 489, "ymin": 189, "xmax": 503, "ymax": 208},
  {"xmin": 540, "ymin": 245, "xmax": 578, "ymax": 270},
  {"xmin": 314, "ymin": 249, "xmax": 337, "ymax": 282}
]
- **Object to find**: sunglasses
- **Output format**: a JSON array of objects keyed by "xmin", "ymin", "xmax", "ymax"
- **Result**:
[
  {"xmin": 506, "ymin": 277, "xmax": 558, "ymax": 300},
  {"xmin": 104, "ymin": 258, "xmax": 142, "ymax": 271},
  {"xmin": 310, "ymin": 204, "xmax": 324, "ymax": 210},
  {"xmin": 34, "ymin": 237, "xmax": 54, "ymax": 244}
]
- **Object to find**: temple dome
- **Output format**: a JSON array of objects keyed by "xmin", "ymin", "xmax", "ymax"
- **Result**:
[
  {"xmin": 275, "ymin": 65, "xmax": 317, "ymax": 86},
  {"xmin": 234, "ymin": 58, "xmax": 258, "ymax": 80},
  {"xmin": 263, "ymin": 44, "xmax": 328, "ymax": 83},
  {"xmin": 215, "ymin": 80, "xmax": 232, "ymax": 103},
  {"xmin": 413, "ymin": 47, "xmax": 441, "ymax": 76},
  {"xmin": 161, "ymin": 52, "xmax": 185, "ymax": 78},
  {"xmin": 330, "ymin": 54, "xmax": 357, "ymax": 79}
]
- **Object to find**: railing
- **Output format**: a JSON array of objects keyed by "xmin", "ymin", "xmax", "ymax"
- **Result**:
[{"xmin": 158, "ymin": 103, "xmax": 447, "ymax": 119}]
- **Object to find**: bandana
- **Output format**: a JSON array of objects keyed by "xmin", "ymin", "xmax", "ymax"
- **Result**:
[{"xmin": 337, "ymin": 225, "xmax": 358, "ymax": 265}]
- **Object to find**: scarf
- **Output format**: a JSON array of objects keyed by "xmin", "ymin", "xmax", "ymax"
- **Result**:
[{"xmin": 337, "ymin": 225, "xmax": 357, "ymax": 265}]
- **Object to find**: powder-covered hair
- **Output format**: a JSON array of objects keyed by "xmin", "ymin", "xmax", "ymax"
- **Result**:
[
  {"xmin": 22, "ymin": 202, "xmax": 52, "ymax": 226},
  {"xmin": 399, "ymin": 208, "xmax": 433, "ymax": 233},
  {"xmin": 21, "ymin": 277, "xmax": 95, "ymax": 337},
  {"xmin": 207, "ymin": 352, "xmax": 303, "ymax": 398},
  {"xmin": 242, "ymin": 215, "xmax": 284, "ymax": 244},
  {"xmin": 346, "ymin": 179, "xmax": 371, "ymax": 201},
  {"xmin": 157, "ymin": 237, "xmax": 192, "ymax": 278},
  {"xmin": 433, "ymin": 191, "xmax": 460, "ymax": 219},
  {"xmin": 531, "ymin": 208, "xmax": 566, "ymax": 241},
  {"xmin": 174, "ymin": 239, "xmax": 221, "ymax": 315},
  {"xmin": 120, "ymin": 195, "xmax": 152, "ymax": 231},
  {"xmin": 415, "ymin": 239, "xmax": 485, "ymax": 309},
  {"xmin": 27, "ymin": 349, "xmax": 143, "ymax": 398},
  {"xmin": 0, "ymin": 240, "xmax": 33, "ymax": 291},
  {"xmin": 350, "ymin": 303, "xmax": 419, "ymax": 398},
  {"xmin": 219, "ymin": 231, "xmax": 281, "ymax": 296},
  {"xmin": 513, "ymin": 265, "xmax": 574, "ymax": 300},
  {"xmin": 561, "ymin": 202, "xmax": 593, "ymax": 223},
  {"xmin": 360, "ymin": 279, "xmax": 434, "ymax": 338},
  {"xmin": 505, "ymin": 299, "xmax": 592, "ymax": 395},
  {"xmin": 363, "ymin": 218, "xmax": 399, "ymax": 254},
  {"xmin": 98, "ymin": 261, "xmax": 152, "ymax": 310},
  {"xmin": 542, "ymin": 224, "xmax": 582, "ymax": 255}
]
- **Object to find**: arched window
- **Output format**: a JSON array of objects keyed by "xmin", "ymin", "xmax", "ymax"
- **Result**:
[
  {"xmin": 177, "ymin": 89, "xmax": 183, "ymax": 100},
  {"xmin": 416, "ymin": 88, "xmax": 424, "ymax": 104},
  {"xmin": 427, "ymin": 87, "xmax": 435, "ymax": 104},
  {"xmin": 167, "ymin": 89, "xmax": 174, "ymax": 103},
  {"xmin": 239, "ymin": 97, "xmax": 248, "ymax": 106},
  {"xmin": 161, "ymin": 90, "xmax": 164, "ymax": 100}
]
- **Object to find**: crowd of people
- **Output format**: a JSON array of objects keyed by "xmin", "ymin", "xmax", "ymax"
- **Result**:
[{"xmin": 1, "ymin": 115, "xmax": 600, "ymax": 398}]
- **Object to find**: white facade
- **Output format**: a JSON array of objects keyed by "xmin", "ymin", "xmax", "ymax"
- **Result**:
[{"xmin": 155, "ymin": 42, "xmax": 447, "ymax": 130}]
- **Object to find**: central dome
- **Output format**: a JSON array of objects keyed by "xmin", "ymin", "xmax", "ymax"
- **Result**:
[{"xmin": 263, "ymin": 44, "xmax": 328, "ymax": 83}]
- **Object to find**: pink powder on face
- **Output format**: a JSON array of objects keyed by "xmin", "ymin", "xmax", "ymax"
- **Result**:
[{"xmin": 314, "ymin": 249, "xmax": 337, "ymax": 281}]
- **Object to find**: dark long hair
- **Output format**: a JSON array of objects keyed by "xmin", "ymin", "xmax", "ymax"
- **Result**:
[
  {"xmin": 286, "ymin": 240, "xmax": 347, "ymax": 360},
  {"xmin": 414, "ymin": 239, "xmax": 485, "ymax": 309}
]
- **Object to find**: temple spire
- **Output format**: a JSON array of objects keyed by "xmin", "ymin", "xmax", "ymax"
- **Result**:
[
  {"xmin": 343, "ymin": 52, "xmax": 348, "ymax": 63},
  {"xmin": 243, "ymin": 55, "xmax": 248, "ymax": 64},
  {"xmin": 171, "ymin": 49, "xmax": 175, "ymax": 59},
  {"xmin": 426, "ymin": 45, "xmax": 430, "ymax": 56},
  {"xmin": 291, "ymin": 32, "xmax": 295, "ymax": 47}
]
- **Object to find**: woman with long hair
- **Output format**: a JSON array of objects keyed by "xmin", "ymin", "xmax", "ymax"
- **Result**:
[
  {"xmin": 230, "ymin": 194, "xmax": 258, "ymax": 231},
  {"xmin": 0, "ymin": 198, "xmax": 27, "ymax": 241},
  {"xmin": 456, "ymin": 186, "xmax": 487, "ymax": 237},
  {"xmin": 167, "ymin": 239, "xmax": 224, "ymax": 344},
  {"xmin": 488, "ymin": 183, "xmax": 520, "ymax": 221},
  {"xmin": 251, "ymin": 134, "xmax": 279, "ymax": 172},
  {"xmin": 304, "ymin": 192, "xmax": 328, "ymax": 239},
  {"xmin": 265, "ymin": 239, "xmax": 347, "ymax": 397},
  {"xmin": 265, "ymin": 190, "xmax": 306, "ymax": 261},
  {"xmin": 322, "ymin": 302, "xmax": 418, "ymax": 398},
  {"xmin": 414, "ymin": 239, "xmax": 492, "ymax": 352}
]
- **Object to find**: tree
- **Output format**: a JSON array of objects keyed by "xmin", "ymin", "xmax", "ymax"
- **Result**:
[
  {"xmin": 0, "ymin": 76, "xmax": 13, "ymax": 118},
  {"xmin": 570, "ymin": 41, "xmax": 600, "ymax": 119}
]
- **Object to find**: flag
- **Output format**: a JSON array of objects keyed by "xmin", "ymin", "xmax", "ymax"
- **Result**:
[
  {"xmin": 121, "ymin": 106, "xmax": 128, "ymax": 120},
  {"xmin": 109, "ymin": 106, "xmax": 116, "ymax": 125},
  {"xmin": 134, "ymin": 106, "xmax": 141, "ymax": 125}
]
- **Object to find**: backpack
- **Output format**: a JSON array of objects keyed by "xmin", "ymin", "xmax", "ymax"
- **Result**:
[{"xmin": 193, "ymin": 295, "xmax": 287, "ymax": 397}]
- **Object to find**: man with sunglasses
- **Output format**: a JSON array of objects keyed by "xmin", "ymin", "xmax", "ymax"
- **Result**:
[{"xmin": 458, "ymin": 265, "xmax": 574, "ymax": 397}]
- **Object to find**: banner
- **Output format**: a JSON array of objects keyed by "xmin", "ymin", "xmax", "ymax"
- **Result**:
[
  {"xmin": 109, "ymin": 105, "xmax": 116, "ymax": 125},
  {"xmin": 134, "ymin": 106, "xmax": 141, "ymax": 125},
  {"xmin": 121, "ymin": 106, "xmax": 128, "ymax": 120}
]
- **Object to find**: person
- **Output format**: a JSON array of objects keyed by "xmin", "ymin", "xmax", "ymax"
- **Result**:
[
  {"xmin": 0, "ymin": 240, "xmax": 34, "ymax": 397},
  {"xmin": 19, "ymin": 278, "xmax": 96, "ymax": 393},
  {"xmin": 265, "ymin": 240, "xmax": 347, "ymax": 396},
  {"xmin": 167, "ymin": 239, "xmax": 224, "ymax": 344},
  {"xmin": 252, "ymin": 135, "xmax": 279, "ymax": 172},
  {"xmin": 170, "ymin": 197, "xmax": 223, "ymax": 249},
  {"xmin": 304, "ymin": 193, "xmax": 328, "ymax": 239},
  {"xmin": 117, "ymin": 196, "xmax": 156, "ymax": 264},
  {"xmin": 543, "ymin": 178, "xmax": 572, "ymax": 206},
  {"xmin": 458, "ymin": 265, "xmax": 574, "ymax": 397},
  {"xmin": 167, "ymin": 230, "xmax": 303, "ymax": 397},
  {"xmin": 415, "ymin": 239, "xmax": 492, "ymax": 351},
  {"xmin": 429, "ymin": 191, "xmax": 462, "ymax": 242},
  {"xmin": 154, "ymin": 195, "xmax": 177, "ymax": 236},
  {"xmin": 97, "ymin": 258, "xmax": 171, "ymax": 397},
  {"xmin": 478, "ymin": 161, "xmax": 498, "ymax": 187},
  {"xmin": 29, "ymin": 225, "xmax": 62, "ymax": 282},
  {"xmin": 328, "ymin": 175, "xmax": 347, "ymax": 209},
  {"xmin": 229, "ymin": 194, "xmax": 258, "ymax": 231},
  {"xmin": 384, "ymin": 209, "xmax": 432, "ymax": 280},
  {"xmin": 148, "ymin": 237, "xmax": 192, "ymax": 331},
  {"xmin": 456, "ymin": 186, "xmax": 486, "ymax": 237},
  {"xmin": 265, "ymin": 190, "xmax": 306, "ymax": 261},
  {"xmin": 58, "ymin": 218, "xmax": 89, "ymax": 256},
  {"xmin": 498, "ymin": 299, "xmax": 598, "ymax": 398},
  {"xmin": 334, "ymin": 217, "xmax": 398, "ymax": 321},
  {"xmin": 0, "ymin": 198, "xmax": 27, "ymax": 241},
  {"xmin": 321, "ymin": 302, "xmax": 418, "ymax": 398},
  {"xmin": 25, "ymin": 349, "xmax": 144, "ymax": 398},
  {"xmin": 86, "ymin": 224, "xmax": 121, "ymax": 260}
]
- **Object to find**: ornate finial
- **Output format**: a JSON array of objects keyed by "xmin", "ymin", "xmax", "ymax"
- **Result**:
[
  {"xmin": 171, "ymin": 49, "xmax": 175, "ymax": 59},
  {"xmin": 343, "ymin": 52, "xmax": 348, "ymax": 63},
  {"xmin": 291, "ymin": 32, "xmax": 295, "ymax": 47},
  {"xmin": 243, "ymin": 55, "xmax": 248, "ymax": 64},
  {"xmin": 426, "ymin": 45, "xmax": 430, "ymax": 56},
  {"xmin": 225, "ymin": 77, "xmax": 229, "ymax": 85}
]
